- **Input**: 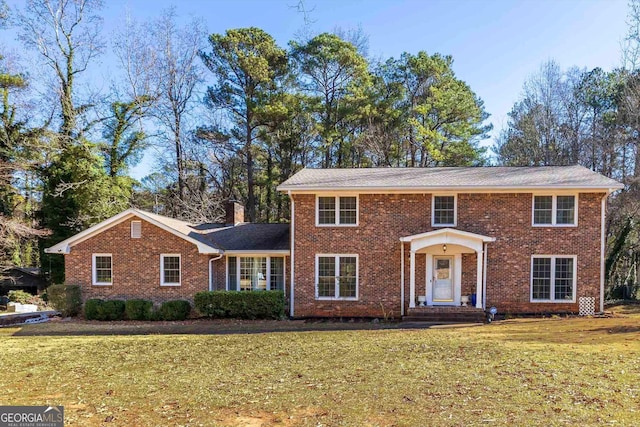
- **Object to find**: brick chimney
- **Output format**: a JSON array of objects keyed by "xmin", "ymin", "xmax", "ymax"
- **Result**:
[{"xmin": 225, "ymin": 200, "xmax": 245, "ymax": 226}]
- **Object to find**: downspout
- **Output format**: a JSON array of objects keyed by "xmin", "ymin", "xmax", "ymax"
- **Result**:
[
  {"xmin": 289, "ymin": 191, "xmax": 295, "ymax": 318},
  {"xmin": 209, "ymin": 253, "xmax": 224, "ymax": 291},
  {"xmin": 482, "ymin": 242, "xmax": 488, "ymax": 310},
  {"xmin": 600, "ymin": 192, "xmax": 609, "ymax": 313},
  {"xmin": 400, "ymin": 240, "xmax": 405, "ymax": 317}
]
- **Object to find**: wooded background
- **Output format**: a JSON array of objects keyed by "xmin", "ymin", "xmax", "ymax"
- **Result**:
[{"xmin": 0, "ymin": 0, "xmax": 638, "ymax": 298}]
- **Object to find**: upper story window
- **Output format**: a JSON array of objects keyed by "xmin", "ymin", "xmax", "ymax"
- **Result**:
[
  {"xmin": 161, "ymin": 254, "xmax": 181, "ymax": 286},
  {"xmin": 432, "ymin": 195, "xmax": 457, "ymax": 227},
  {"xmin": 317, "ymin": 196, "xmax": 358, "ymax": 226},
  {"xmin": 533, "ymin": 195, "xmax": 577, "ymax": 226},
  {"xmin": 92, "ymin": 254, "xmax": 112, "ymax": 286}
]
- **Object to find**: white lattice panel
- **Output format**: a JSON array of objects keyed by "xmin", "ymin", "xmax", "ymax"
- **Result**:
[{"xmin": 578, "ymin": 297, "xmax": 595, "ymax": 316}]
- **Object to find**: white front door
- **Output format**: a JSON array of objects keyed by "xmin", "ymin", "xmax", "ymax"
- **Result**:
[{"xmin": 433, "ymin": 256, "xmax": 454, "ymax": 302}]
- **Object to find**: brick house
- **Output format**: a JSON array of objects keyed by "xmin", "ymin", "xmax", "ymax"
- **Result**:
[{"xmin": 46, "ymin": 165, "xmax": 623, "ymax": 318}]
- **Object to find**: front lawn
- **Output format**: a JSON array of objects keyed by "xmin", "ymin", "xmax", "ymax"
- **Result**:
[{"xmin": 1, "ymin": 309, "xmax": 639, "ymax": 426}]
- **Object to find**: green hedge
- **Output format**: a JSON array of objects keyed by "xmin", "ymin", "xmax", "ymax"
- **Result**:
[
  {"xmin": 125, "ymin": 299, "xmax": 153, "ymax": 320},
  {"xmin": 158, "ymin": 300, "xmax": 191, "ymax": 321},
  {"xmin": 84, "ymin": 299, "xmax": 125, "ymax": 321},
  {"xmin": 46, "ymin": 284, "xmax": 82, "ymax": 317},
  {"xmin": 194, "ymin": 291, "xmax": 286, "ymax": 319}
]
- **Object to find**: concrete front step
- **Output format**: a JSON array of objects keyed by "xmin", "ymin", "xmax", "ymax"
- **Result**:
[{"xmin": 403, "ymin": 310, "xmax": 487, "ymax": 323}]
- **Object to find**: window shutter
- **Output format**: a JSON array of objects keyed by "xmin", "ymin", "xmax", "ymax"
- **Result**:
[{"xmin": 131, "ymin": 221, "xmax": 142, "ymax": 238}]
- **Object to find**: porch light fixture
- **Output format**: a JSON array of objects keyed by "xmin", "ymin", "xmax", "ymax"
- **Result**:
[{"xmin": 442, "ymin": 244, "xmax": 447, "ymax": 253}]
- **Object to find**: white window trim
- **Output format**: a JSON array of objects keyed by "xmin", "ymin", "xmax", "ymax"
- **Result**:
[
  {"xmin": 131, "ymin": 220, "xmax": 142, "ymax": 238},
  {"xmin": 530, "ymin": 255, "xmax": 577, "ymax": 303},
  {"xmin": 315, "ymin": 194, "xmax": 359, "ymax": 227},
  {"xmin": 160, "ymin": 253, "xmax": 181, "ymax": 286},
  {"xmin": 92, "ymin": 253, "xmax": 113, "ymax": 286},
  {"xmin": 532, "ymin": 194, "xmax": 578, "ymax": 227},
  {"xmin": 225, "ymin": 255, "xmax": 286, "ymax": 291},
  {"xmin": 315, "ymin": 253, "xmax": 359, "ymax": 301},
  {"xmin": 431, "ymin": 194, "xmax": 457, "ymax": 227}
]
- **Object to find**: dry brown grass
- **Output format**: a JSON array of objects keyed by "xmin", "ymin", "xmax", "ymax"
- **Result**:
[{"xmin": 1, "ymin": 309, "xmax": 639, "ymax": 426}]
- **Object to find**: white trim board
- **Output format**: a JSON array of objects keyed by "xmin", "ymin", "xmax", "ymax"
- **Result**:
[{"xmin": 279, "ymin": 186, "xmax": 623, "ymax": 194}]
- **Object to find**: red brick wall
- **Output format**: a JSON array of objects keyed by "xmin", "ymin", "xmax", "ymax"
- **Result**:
[
  {"xmin": 461, "ymin": 253, "xmax": 477, "ymax": 296},
  {"xmin": 64, "ymin": 216, "xmax": 211, "ymax": 304},
  {"xmin": 292, "ymin": 192, "xmax": 604, "ymax": 317}
]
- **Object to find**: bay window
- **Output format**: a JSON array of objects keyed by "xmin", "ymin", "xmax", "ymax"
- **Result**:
[{"xmin": 227, "ymin": 256, "xmax": 285, "ymax": 291}]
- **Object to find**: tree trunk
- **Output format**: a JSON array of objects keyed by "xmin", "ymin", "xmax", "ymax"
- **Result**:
[
  {"xmin": 246, "ymin": 121, "xmax": 255, "ymax": 222},
  {"xmin": 174, "ymin": 115, "xmax": 185, "ymax": 203}
]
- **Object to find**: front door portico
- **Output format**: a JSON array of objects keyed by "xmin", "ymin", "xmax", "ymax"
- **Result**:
[{"xmin": 401, "ymin": 228, "xmax": 495, "ymax": 310}]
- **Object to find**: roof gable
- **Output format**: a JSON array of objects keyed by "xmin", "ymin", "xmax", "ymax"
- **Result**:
[{"xmin": 44, "ymin": 209, "xmax": 221, "ymax": 255}]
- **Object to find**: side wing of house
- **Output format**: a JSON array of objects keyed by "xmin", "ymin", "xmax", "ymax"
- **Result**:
[
  {"xmin": 46, "ymin": 210, "xmax": 218, "ymax": 303},
  {"xmin": 45, "ymin": 206, "xmax": 291, "ymax": 304}
]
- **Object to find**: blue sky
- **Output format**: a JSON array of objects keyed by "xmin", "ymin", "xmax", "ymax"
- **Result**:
[{"xmin": 4, "ymin": 0, "xmax": 631, "ymax": 178}]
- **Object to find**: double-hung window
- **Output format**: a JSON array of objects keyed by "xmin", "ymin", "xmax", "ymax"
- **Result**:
[
  {"xmin": 317, "ymin": 196, "xmax": 358, "ymax": 226},
  {"xmin": 533, "ymin": 195, "xmax": 577, "ymax": 226},
  {"xmin": 432, "ymin": 195, "xmax": 456, "ymax": 227},
  {"xmin": 227, "ymin": 256, "xmax": 285, "ymax": 291},
  {"xmin": 531, "ymin": 255, "xmax": 576, "ymax": 302},
  {"xmin": 161, "ymin": 254, "xmax": 181, "ymax": 286},
  {"xmin": 316, "ymin": 254, "xmax": 358, "ymax": 299},
  {"xmin": 92, "ymin": 254, "xmax": 112, "ymax": 286}
]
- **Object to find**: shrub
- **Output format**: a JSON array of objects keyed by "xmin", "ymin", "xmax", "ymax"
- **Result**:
[
  {"xmin": 47, "ymin": 284, "xmax": 82, "ymax": 317},
  {"xmin": 8, "ymin": 290, "xmax": 33, "ymax": 304},
  {"xmin": 194, "ymin": 291, "xmax": 286, "ymax": 320},
  {"xmin": 84, "ymin": 299, "xmax": 125, "ymax": 321},
  {"xmin": 84, "ymin": 299, "xmax": 102, "ymax": 320},
  {"xmin": 158, "ymin": 300, "xmax": 191, "ymax": 321},
  {"xmin": 125, "ymin": 299, "xmax": 153, "ymax": 320},
  {"xmin": 101, "ymin": 300, "xmax": 125, "ymax": 320}
]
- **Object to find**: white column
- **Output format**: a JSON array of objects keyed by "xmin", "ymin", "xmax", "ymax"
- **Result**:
[
  {"xmin": 400, "ymin": 242, "xmax": 405, "ymax": 316},
  {"xmin": 476, "ymin": 250, "xmax": 484, "ymax": 308},
  {"xmin": 409, "ymin": 250, "xmax": 416, "ymax": 308}
]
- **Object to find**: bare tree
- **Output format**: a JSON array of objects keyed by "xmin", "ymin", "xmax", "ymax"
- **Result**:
[
  {"xmin": 149, "ymin": 8, "xmax": 206, "ymax": 207},
  {"xmin": 15, "ymin": 0, "xmax": 105, "ymax": 145}
]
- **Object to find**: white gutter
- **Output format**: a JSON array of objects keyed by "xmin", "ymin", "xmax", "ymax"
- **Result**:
[
  {"xmin": 278, "ymin": 185, "xmax": 624, "ymax": 194},
  {"xmin": 483, "ymin": 242, "xmax": 488, "ymax": 310},
  {"xmin": 400, "ymin": 241, "xmax": 405, "ymax": 316},
  {"xmin": 209, "ymin": 253, "xmax": 224, "ymax": 291},
  {"xmin": 223, "ymin": 250, "xmax": 290, "ymax": 255},
  {"xmin": 289, "ymin": 191, "xmax": 295, "ymax": 318},
  {"xmin": 600, "ymin": 192, "xmax": 609, "ymax": 313}
]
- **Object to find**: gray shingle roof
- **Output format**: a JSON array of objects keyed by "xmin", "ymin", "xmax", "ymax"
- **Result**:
[
  {"xmin": 143, "ymin": 212, "xmax": 290, "ymax": 252},
  {"xmin": 277, "ymin": 165, "xmax": 624, "ymax": 191},
  {"xmin": 197, "ymin": 223, "xmax": 290, "ymax": 251}
]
